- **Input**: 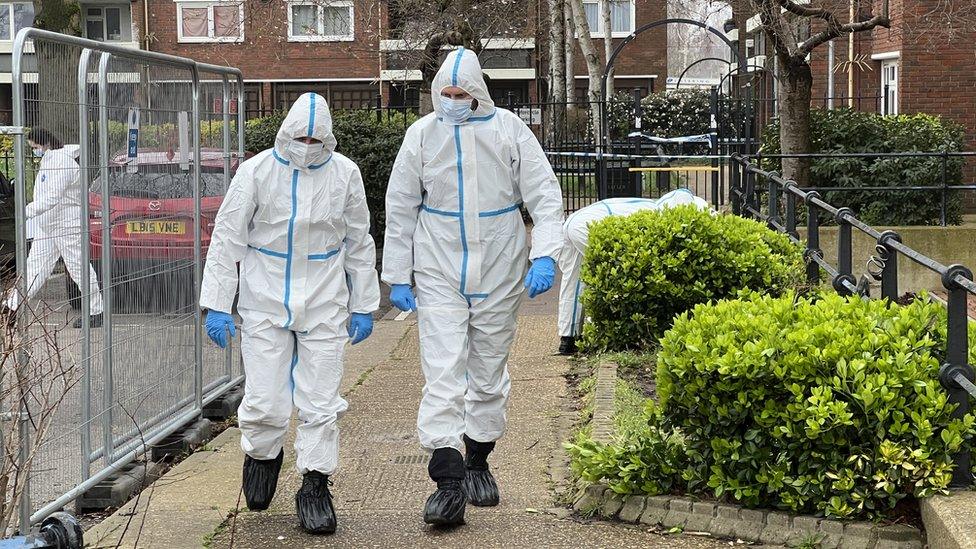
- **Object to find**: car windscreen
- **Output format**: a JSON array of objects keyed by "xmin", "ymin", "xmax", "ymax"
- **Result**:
[{"xmin": 91, "ymin": 170, "xmax": 229, "ymax": 199}]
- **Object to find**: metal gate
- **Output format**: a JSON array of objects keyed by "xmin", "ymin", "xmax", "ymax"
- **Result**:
[{"xmin": 4, "ymin": 28, "xmax": 244, "ymax": 533}]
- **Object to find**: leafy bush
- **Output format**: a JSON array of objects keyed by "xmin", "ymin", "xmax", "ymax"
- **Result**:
[
  {"xmin": 657, "ymin": 291, "xmax": 976, "ymax": 518},
  {"xmin": 606, "ymin": 89, "xmax": 713, "ymax": 143},
  {"xmin": 245, "ymin": 109, "xmax": 418, "ymax": 238},
  {"xmin": 761, "ymin": 109, "xmax": 965, "ymax": 226},
  {"xmin": 580, "ymin": 206, "xmax": 804, "ymax": 352}
]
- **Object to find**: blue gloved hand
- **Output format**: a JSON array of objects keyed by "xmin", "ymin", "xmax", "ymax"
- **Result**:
[
  {"xmin": 348, "ymin": 312, "xmax": 373, "ymax": 345},
  {"xmin": 205, "ymin": 310, "xmax": 236, "ymax": 349},
  {"xmin": 524, "ymin": 256, "xmax": 556, "ymax": 298},
  {"xmin": 390, "ymin": 284, "xmax": 417, "ymax": 312}
]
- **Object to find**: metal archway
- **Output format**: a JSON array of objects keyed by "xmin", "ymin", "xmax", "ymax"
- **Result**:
[
  {"xmin": 596, "ymin": 18, "xmax": 753, "ymax": 199},
  {"xmin": 675, "ymin": 57, "xmax": 732, "ymax": 90}
]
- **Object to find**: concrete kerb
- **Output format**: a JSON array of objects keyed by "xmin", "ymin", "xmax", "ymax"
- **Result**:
[
  {"xmin": 921, "ymin": 491, "xmax": 976, "ymax": 549},
  {"xmin": 567, "ymin": 358, "xmax": 925, "ymax": 548}
]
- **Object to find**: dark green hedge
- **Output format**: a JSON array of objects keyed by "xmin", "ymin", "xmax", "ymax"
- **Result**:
[{"xmin": 760, "ymin": 109, "xmax": 966, "ymax": 226}]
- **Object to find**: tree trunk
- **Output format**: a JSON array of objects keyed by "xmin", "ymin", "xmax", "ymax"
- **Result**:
[
  {"xmin": 600, "ymin": 0, "xmax": 613, "ymax": 98},
  {"xmin": 32, "ymin": 0, "xmax": 81, "ymax": 140},
  {"xmin": 776, "ymin": 53, "xmax": 813, "ymax": 187},
  {"xmin": 568, "ymin": 0, "xmax": 602, "ymax": 145},
  {"xmin": 547, "ymin": 0, "xmax": 566, "ymax": 146},
  {"xmin": 563, "ymin": 1, "xmax": 575, "ymax": 106}
]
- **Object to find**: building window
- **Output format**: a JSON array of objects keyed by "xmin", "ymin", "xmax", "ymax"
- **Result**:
[
  {"xmin": 0, "ymin": 2, "xmax": 33, "ymax": 41},
  {"xmin": 84, "ymin": 7, "xmax": 123, "ymax": 41},
  {"xmin": 582, "ymin": 0, "xmax": 634, "ymax": 38},
  {"xmin": 881, "ymin": 59, "xmax": 898, "ymax": 115},
  {"xmin": 176, "ymin": 1, "xmax": 244, "ymax": 43},
  {"xmin": 287, "ymin": 1, "xmax": 354, "ymax": 42}
]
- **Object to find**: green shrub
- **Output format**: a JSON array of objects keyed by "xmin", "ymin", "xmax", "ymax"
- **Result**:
[
  {"xmin": 760, "ymin": 109, "xmax": 965, "ymax": 226},
  {"xmin": 657, "ymin": 291, "xmax": 976, "ymax": 519},
  {"xmin": 245, "ymin": 109, "xmax": 418, "ymax": 238},
  {"xmin": 580, "ymin": 206, "xmax": 804, "ymax": 352},
  {"xmin": 606, "ymin": 89, "xmax": 712, "ymax": 143}
]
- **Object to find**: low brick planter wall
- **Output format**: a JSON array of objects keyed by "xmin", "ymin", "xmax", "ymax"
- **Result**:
[{"xmin": 572, "ymin": 485, "xmax": 922, "ymax": 548}]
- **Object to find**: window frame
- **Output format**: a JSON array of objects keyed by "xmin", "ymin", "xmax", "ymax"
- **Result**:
[
  {"xmin": 0, "ymin": 2, "xmax": 34, "ymax": 42},
  {"xmin": 286, "ymin": 0, "xmax": 355, "ymax": 43},
  {"xmin": 880, "ymin": 59, "xmax": 899, "ymax": 116},
  {"xmin": 176, "ymin": 1, "xmax": 245, "ymax": 44},
  {"xmin": 582, "ymin": 0, "xmax": 636, "ymax": 39},
  {"xmin": 83, "ymin": 6, "xmax": 124, "ymax": 42}
]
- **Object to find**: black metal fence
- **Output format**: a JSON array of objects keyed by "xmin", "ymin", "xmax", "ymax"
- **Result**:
[{"xmin": 731, "ymin": 153, "xmax": 976, "ymax": 488}]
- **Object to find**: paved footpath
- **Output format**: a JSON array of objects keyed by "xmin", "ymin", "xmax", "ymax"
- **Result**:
[{"xmin": 87, "ymin": 294, "xmax": 728, "ymax": 548}]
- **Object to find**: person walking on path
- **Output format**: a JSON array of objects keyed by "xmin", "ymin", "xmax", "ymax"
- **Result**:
[
  {"xmin": 383, "ymin": 47, "xmax": 564, "ymax": 527},
  {"xmin": 200, "ymin": 93, "xmax": 379, "ymax": 535},
  {"xmin": 4, "ymin": 127, "xmax": 104, "ymax": 328}
]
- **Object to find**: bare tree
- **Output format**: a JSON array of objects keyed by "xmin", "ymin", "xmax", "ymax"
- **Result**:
[
  {"xmin": 600, "ymin": 0, "xmax": 614, "ymax": 98},
  {"xmin": 0, "ymin": 300, "xmax": 79, "ymax": 534},
  {"xmin": 564, "ymin": 1, "xmax": 576, "ymax": 105},
  {"xmin": 31, "ymin": 0, "xmax": 82, "ymax": 139},
  {"xmin": 752, "ymin": 0, "xmax": 890, "ymax": 185},
  {"xmin": 568, "ymin": 0, "xmax": 603, "ymax": 143},
  {"xmin": 547, "ymin": 0, "xmax": 567, "ymax": 145}
]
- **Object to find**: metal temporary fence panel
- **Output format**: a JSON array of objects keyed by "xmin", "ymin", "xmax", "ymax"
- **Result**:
[{"xmin": 8, "ymin": 28, "xmax": 244, "ymax": 532}]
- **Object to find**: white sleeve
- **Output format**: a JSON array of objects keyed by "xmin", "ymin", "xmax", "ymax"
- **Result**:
[
  {"xmin": 513, "ymin": 118, "xmax": 565, "ymax": 260},
  {"xmin": 381, "ymin": 124, "xmax": 424, "ymax": 286},
  {"xmin": 343, "ymin": 165, "xmax": 380, "ymax": 314},
  {"xmin": 25, "ymin": 153, "xmax": 77, "ymax": 220},
  {"xmin": 199, "ymin": 164, "xmax": 257, "ymax": 314}
]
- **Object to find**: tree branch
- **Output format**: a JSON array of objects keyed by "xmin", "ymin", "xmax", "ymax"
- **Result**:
[{"xmin": 798, "ymin": 0, "xmax": 890, "ymax": 54}]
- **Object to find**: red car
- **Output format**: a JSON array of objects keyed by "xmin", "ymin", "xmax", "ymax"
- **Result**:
[{"xmin": 69, "ymin": 148, "xmax": 253, "ymax": 312}]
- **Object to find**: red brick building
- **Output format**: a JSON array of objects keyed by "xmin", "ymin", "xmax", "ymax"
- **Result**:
[
  {"xmin": 0, "ymin": 0, "xmax": 663, "ymax": 115},
  {"xmin": 732, "ymin": 0, "xmax": 976, "ymax": 147}
]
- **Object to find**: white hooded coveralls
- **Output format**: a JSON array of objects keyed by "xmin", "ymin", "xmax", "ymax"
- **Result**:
[
  {"xmin": 200, "ymin": 93, "xmax": 379, "ymax": 475},
  {"xmin": 383, "ymin": 48, "xmax": 565, "ymax": 452},
  {"xmin": 6, "ymin": 146, "xmax": 103, "ymax": 315},
  {"xmin": 557, "ymin": 189, "xmax": 711, "ymax": 338}
]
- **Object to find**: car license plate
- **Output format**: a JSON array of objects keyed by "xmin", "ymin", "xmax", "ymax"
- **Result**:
[{"xmin": 125, "ymin": 220, "xmax": 186, "ymax": 235}]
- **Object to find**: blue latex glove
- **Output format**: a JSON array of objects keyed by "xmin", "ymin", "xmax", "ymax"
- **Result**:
[
  {"xmin": 390, "ymin": 284, "xmax": 417, "ymax": 312},
  {"xmin": 348, "ymin": 312, "xmax": 373, "ymax": 345},
  {"xmin": 205, "ymin": 310, "xmax": 236, "ymax": 349},
  {"xmin": 524, "ymin": 256, "xmax": 556, "ymax": 298}
]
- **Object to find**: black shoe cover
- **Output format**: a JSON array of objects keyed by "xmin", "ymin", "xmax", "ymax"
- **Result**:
[
  {"xmin": 464, "ymin": 467, "xmax": 499, "ymax": 507},
  {"xmin": 424, "ymin": 478, "xmax": 466, "ymax": 526},
  {"xmin": 295, "ymin": 471, "xmax": 337, "ymax": 535},
  {"xmin": 242, "ymin": 449, "xmax": 283, "ymax": 511},
  {"xmin": 463, "ymin": 435, "xmax": 499, "ymax": 506},
  {"xmin": 558, "ymin": 336, "xmax": 577, "ymax": 355}
]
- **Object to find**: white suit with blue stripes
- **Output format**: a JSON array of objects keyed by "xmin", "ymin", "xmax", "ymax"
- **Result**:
[
  {"xmin": 382, "ymin": 49, "xmax": 564, "ymax": 452},
  {"xmin": 557, "ymin": 190, "xmax": 711, "ymax": 338},
  {"xmin": 200, "ymin": 93, "xmax": 379, "ymax": 475}
]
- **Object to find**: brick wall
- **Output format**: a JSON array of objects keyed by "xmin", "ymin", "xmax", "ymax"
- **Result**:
[{"xmin": 140, "ymin": 0, "xmax": 380, "ymax": 81}]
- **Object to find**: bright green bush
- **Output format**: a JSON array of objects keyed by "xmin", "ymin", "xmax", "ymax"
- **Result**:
[
  {"xmin": 761, "ymin": 109, "xmax": 965, "ymax": 226},
  {"xmin": 245, "ymin": 109, "xmax": 418, "ymax": 238},
  {"xmin": 580, "ymin": 206, "xmax": 804, "ymax": 352},
  {"xmin": 657, "ymin": 291, "xmax": 976, "ymax": 519}
]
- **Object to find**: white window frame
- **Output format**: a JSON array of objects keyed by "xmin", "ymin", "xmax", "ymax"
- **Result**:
[
  {"xmin": 84, "ymin": 6, "xmax": 124, "ymax": 42},
  {"xmin": 582, "ymin": 0, "xmax": 636, "ymax": 39},
  {"xmin": 287, "ymin": 0, "xmax": 354, "ymax": 43},
  {"xmin": 176, "ymin": 1, "xmax": 244, "ymax": 44},
  {"xmin": 0, "ymin": 2, "xmax": 33, "ymax": 42},
  {"xmin": 880, "ymin": 58, "xmax": 899, "ymax": 115}
]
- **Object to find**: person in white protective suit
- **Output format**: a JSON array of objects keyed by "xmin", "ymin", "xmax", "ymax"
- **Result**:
[
  {"xmin": 556, "ymin": 188, "xmax": 711, "ymax": 354},
  {"xmin": 2, "ymin": 128, "xmax": 104, "ymax": 328},
  {"xmin": 383, "ymin": 48, "xmax": 564, "ymax": 527},
  {"xmin": 199, "ymin": 93, "xmax": 379, "ymax": 535}
]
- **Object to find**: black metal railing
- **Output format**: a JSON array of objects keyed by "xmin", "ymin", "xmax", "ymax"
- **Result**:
[{"xmin": 731, "ymin": 153, "xmax": 976, "ymax": 488}]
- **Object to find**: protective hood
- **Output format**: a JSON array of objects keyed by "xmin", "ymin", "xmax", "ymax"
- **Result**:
[
  {"xmin": 274, "ymin": 92, "xmax": 337, "ymax": 168},
  {"xmin": 431, "ymin": 48, "xmax": 495, "ymax": 123}
]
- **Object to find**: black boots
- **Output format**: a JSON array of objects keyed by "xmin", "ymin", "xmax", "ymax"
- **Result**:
[
  {"xmin": 463, "ymin": 435, "xmax": 499, "ymax": 507},
  {"xmin": 242, "ymin": 449, "xmax": 283, "ymax": 511},
  {"xmin": 73, "ymin": 314, "xmax": 103, "ymax": 329},
  {"xmin": 295, "ymin": 471, "xmax": 337, "ymax": 535},
  {"xmin": 558, "ymin": 336, "xmax": 577, "ymax": 355},
  {"xmin": 423, "ymin": 448, "xmax": 466, "ymax": 526}
]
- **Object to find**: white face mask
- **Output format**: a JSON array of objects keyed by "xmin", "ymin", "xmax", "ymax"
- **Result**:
[
  {"xmin": 440, "ymin": 97, "xmax": 474, "ymax": 124},
  {"xmin": 287, "ymin": 140, "xmax": 326, "ymax": 167}
]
